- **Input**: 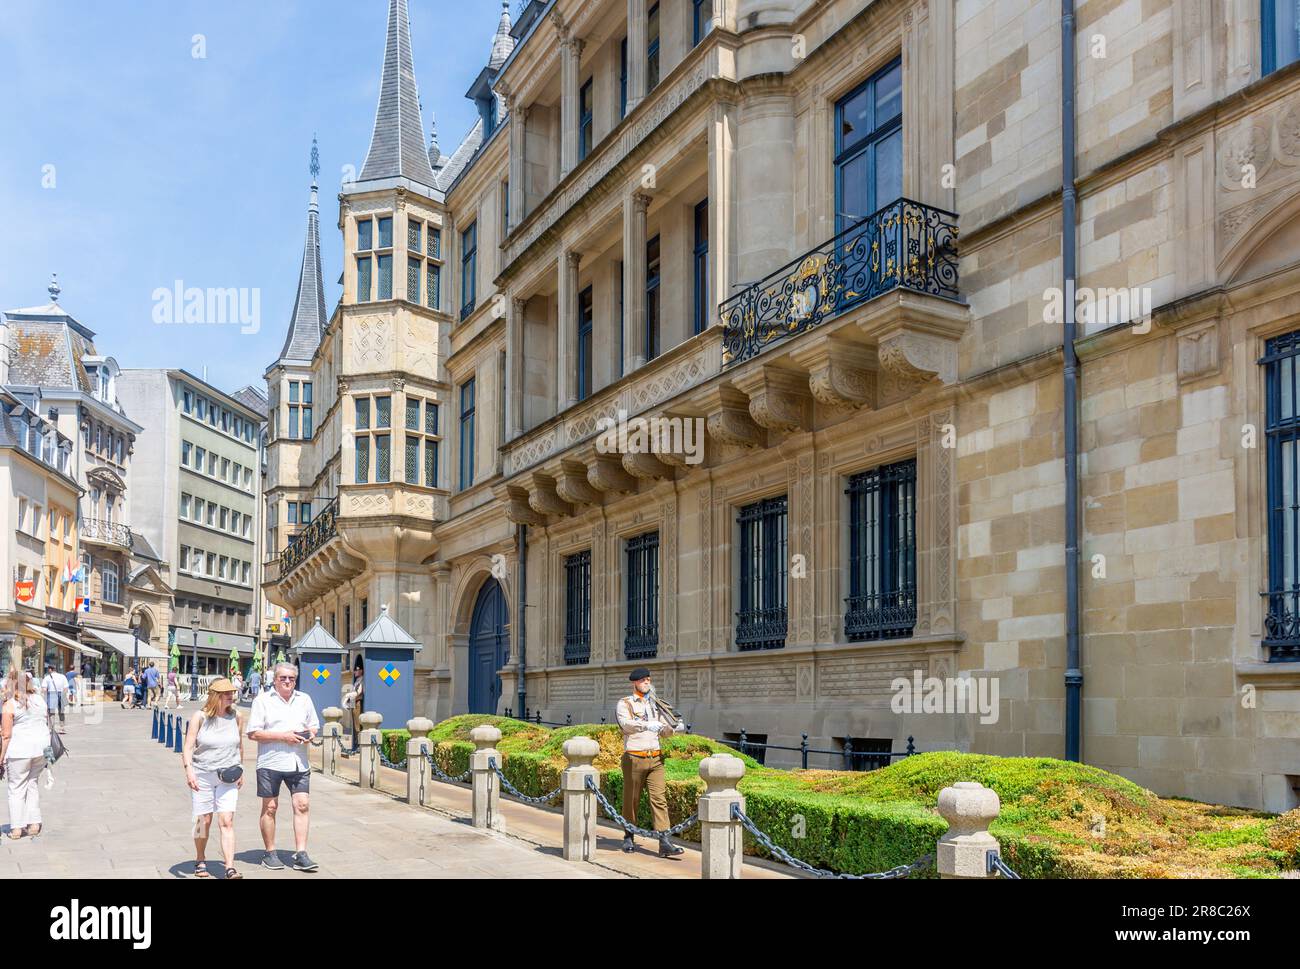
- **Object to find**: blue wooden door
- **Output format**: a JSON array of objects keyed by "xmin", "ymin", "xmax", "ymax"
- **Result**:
[{"xmin": 468, "ymin": 579, "xmax": 509, "ymax": 714}]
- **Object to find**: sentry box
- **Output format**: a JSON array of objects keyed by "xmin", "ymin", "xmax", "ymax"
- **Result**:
[
  {"xmin": 350, "ymin": 604, "xmax": 422, "ymax": 728},
  {"xmin": 290, "ymin": 618, "xmax": 348, "ymax": 724}
]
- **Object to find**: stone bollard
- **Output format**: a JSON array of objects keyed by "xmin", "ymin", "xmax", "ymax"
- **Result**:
[
  {"xmin": 560, "ymin": 736, "xmax": 600, "ymax": 862},
  {"xmin": 469, "ymin": 725, "xmax": 503, "ymax": 831},
  {"xmin": 358, "ymin": 711, "xmax": 384, "ymax": 791},
  {"xmin": 406, "ymin": 717, "xmax": 435, "ymax": 806},
  {"xmin": 936, "ymin": 781, "xmax": 1002, "ymax": 879},
  {"xmin": 320, "ymin": 707, "xmax": 345, "ymax": 777},
  {"xmin": 698, "ymin": 753, "xmax": 747, "ymax": 879}
]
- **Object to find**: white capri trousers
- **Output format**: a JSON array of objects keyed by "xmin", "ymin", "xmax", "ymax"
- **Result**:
[
  {"xmin": 6, "ymin": 756, "xmax": 45, "ymax": 829},
  {"xmin": 191, "ymin": 769, "xmax": 239, "ymax": 819}
]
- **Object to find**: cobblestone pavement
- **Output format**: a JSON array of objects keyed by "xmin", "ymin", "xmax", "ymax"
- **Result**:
[{"xmin": 0, "ymin": 701, "xmax": 609, "ymax": 879}]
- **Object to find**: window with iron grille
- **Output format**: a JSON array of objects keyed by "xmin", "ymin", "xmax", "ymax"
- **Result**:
[
  {"xmin": 624, "ymin": 531, "xmax": 659, "ymax": 659},
  {"xmin": 564, "ymin": 550, "xmax": 592, "ymax": 666},
  {"xmin": 736, "ymin": 495, "xmax": 788, "ymax": 650},
  {"xmin": 845, "ymin": 459, "xmax": 916, "ymax": 641},
  {"xmin": 839, "ymin": 737, "xmax": 893, "ymax": 772},
  {"xmin": 1264, "ymin": 331, "xmax": 1300, "ymax": 661}
]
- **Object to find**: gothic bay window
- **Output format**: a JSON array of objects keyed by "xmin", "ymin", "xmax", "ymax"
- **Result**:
[
  {"xmin": 357, "ymin": 256, "xmax": 373, "ymax": 303},
  {"xmin": 736, "ymin": 496, "xmax": 788, "ymax": 651},
  {"xmin": 577, "ymin": 286, "xmax": 594, "ymax": 400},
  {"xmin": 564, "ymin": 550, "xmax": 592, "ymax": 665},
  {"xmin": 1264, "ymin": 331, "xmax": 1300, "ymax": 661},
  {"xmin": 288, "ymin": 380, "xmax": 312, "ymax": 439},
  {"xmin": 408, "ymin": 257, "xmax": 421, "ymax": 304},
  {"xmin": 378, "ymin": 254, "xmax": 394, "ymax": 300},
  {"xmin": 356, "ymin": 217, "xmax": 375, "ymax": 302},
  {"xmin": 408, "ymin": 220, "xmax": 422, "ymax": 254},
  {"xmin": 647, "ymin": 4, "xmax": 661, "ymax": 91},
  {"xmin": 375, "ymin": 434, "xmax": 391, "ymax": 483},
  {"xmin": 625, "ymin": 531, "xmax": 660, "ymax": 660},
  {"xmin": 1264, "ymin": 0, "xmax": 1300, "ymax": 74},
  {"xmin": 835, "ymin": 58, "xmax": 902, "ymax": 234},
  {"xmin": 646, "ymin": 234, "xmax": 662, "ymax": 361},
  {"xmin": 579, "ymin": 79, "xmax": 594, "ymax": 160},
  {"xmin": 460, "ymin": 221, "xmax": 478, "ymax": 321},
  {"xmin": 845, "ymin": 459, "xmax": 917, "ymax": 641},
  {"xmin": 693, "ymin": 200, "xmax": 709, "ymax": 335},
  {"xmin": 354, "ymin": 396, "xmax": 371, "ymax": 483},
  {"xmin": 459, "ymin": 378, "xmax": 476, "ymax": 491}
]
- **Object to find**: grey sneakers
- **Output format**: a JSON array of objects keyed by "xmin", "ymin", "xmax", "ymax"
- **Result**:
[{"xmin": 291, "ymin": 851, "xmax": 319, "ymax": 872}]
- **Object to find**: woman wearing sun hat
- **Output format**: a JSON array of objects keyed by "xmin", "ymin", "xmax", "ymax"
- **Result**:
[{"xmin": 182, "ymin": 678, "xmax": 245, "ymax": 879}]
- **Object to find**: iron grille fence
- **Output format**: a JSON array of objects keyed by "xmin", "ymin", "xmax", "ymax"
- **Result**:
[
  {"xmin": 719, "ymin": 197, "xmax": 959, "ymax": 367},
  {"xmin": 845, "ymin": 459, "xmax": 917, "ymax": 642},
  {"xmin": 736, "ymin": 496, "xmax": 789, "ymax": 651}
]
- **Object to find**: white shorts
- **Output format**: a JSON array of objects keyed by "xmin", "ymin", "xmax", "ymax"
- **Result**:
[{"xmin": 191, "ymin": 769, "xmax": 239, "ymax": 818}]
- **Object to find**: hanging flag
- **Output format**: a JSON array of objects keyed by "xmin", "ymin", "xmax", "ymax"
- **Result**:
[
  {"xmin": 14, "ymin": 580, "xmax": 36, "ymax": 604},
  {"xmin": 63, "ymin": 560, "xmax": 84, "ymax": 585},
  {"xmin": 75, "ymin": 595, "xmax": 92, "ymax": 613}
]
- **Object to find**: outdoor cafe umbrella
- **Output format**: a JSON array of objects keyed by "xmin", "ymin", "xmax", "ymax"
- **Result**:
[{"xmin": 229, "ymin": 645, "xmax": 240, "ymax": 677}]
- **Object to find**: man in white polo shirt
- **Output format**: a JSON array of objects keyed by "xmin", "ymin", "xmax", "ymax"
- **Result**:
[{"xmin": 246, "ymin": 661, "xmax": 319, "ymax": 872}]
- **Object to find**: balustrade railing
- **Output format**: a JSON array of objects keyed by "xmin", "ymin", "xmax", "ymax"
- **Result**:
[
  {"xmin": 80, "ymin": 518, "xmax": 133, "ymax": 549},
  {"xmin": 278, "ymin": 498, "xmax": 339, "ymax": 577},
  {"xmin": 720, "ymin": 197, "xmax": 959, "ymax": 367}
]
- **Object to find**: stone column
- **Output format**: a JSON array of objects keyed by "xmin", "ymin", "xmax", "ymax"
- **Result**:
[
  {"xmin": 707, "ymin": 101, "xmax": 737, "ymax": 325},
  {"xmin": 936, "ymin": 781, "xmax": 1002, "ymax": 878},
  {"xmin": 736, "ymin": 90, "xmax": 795, "ymax": 285},
  {"xmin": 557, "ymin": 250, "xmax": 581, "ymax": 410},
  {"xmin": 469, "ymin": 724, "xmax": 504, "ymax": 830},
  {"xmin": 358, "ymin": 710, "xmax": 383, "ymax": 792},
  {"xmin": 626, "ymin": 0, "xmax": 648, "ymax": 112},
  {"xmin": 560, "ymin": 736, "xmax": 600, "ymax": 862},
  {"xmin": 622, "ymin": 192, "xmax": 651, "ymax": 372},
  {"xmin": 508, "ymin": 101, "xmax": 528, "ymax": 229},
  {"xmin": 697, "ymin": 752, "xmax": 746, "ymax": 879},
  {"xmin": 320, "ymin": 707, "xmax": 344, "ymax": 778},
  {"xmin": 406, "ymin": 716, "xmax": 434, "ymax": 807},
  {"xmin": 508, "ymin": 298, "xmax": 526, "ymax": 439},
  {"xmin": 559, "ymin": 36, "xmax": 586, "ymax": 178}
]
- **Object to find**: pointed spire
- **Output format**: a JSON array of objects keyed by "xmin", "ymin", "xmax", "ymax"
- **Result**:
[
  {"xmin": 358, "ymin": 0, "xmax": 439, "ymax": 187},
  {"xmin": 489, "ymin": 0, "xmax": 515, "ymax": 71},
  {"xmin": 278, "ymin": 141, "xmax": 328, "ymax": 364},
  {"xmin": 48, "ymin": 273, "xmax": 61, "ymax": 303},
  {"xmin": 427, "ymin": 116, "xmax": 442, "ymax": 172}
]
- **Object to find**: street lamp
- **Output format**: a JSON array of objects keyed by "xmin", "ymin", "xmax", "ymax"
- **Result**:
[
  {"xmin": 190, "ymin": 616, "xmax": 201, "ymax": 700},
  {"xmin": 131, "ymin": 624, "xmax": 141, "ymax": 692}
]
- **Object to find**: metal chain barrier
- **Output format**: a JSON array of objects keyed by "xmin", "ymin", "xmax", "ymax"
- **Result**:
[
  {"xmin": 731, "ymin": 803, "xmax": 933, "ymax": 879},
  {"xmin": 987, "ymin": 851, "xmax": 1021, "ymax": 879},
  {"xmin": 489, "ymin": 757, "xmax": 561, "ymax": 805},
  {"xmin": 583, "ymin": 775, "xmax": 700, "ymax": 839},
  {"xmin": 376, "ymin": 744, "xmax": 407, "ymax": 771},
  {"xmin": 422, "ymin": 749, "xmax": 471, "ymax": 784}
]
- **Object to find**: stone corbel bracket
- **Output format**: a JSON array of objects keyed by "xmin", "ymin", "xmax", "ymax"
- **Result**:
[
  {"xmin": 790, "ymin": 336, "xmax": 877, "ymax": 409},
  {"xmin": 555, "ymin": 458, "xmax": 601, "ymax": 506},
  {"xmin": 500, "ymin": 484, "xmax": 544, "ymax": 525},
  {"xmin": 621, "ymin": 449, "xmax": 675, "ymax": 480},
  {"xmin": 528, "ymin": 473, "xmax": 573, "ymax": 517},
  {"xmin": 587, "ymin": 453, "xmax": 638, "ymax": 494},
  {"xmin": 732, "ymin": 365, "xmax": 814, "ymax": 432},
  {"xmin": 877, "ymin": 327, "xmax": 959, "ymax": 385},
  {"xmin": 696, "ymin": 385, "xmax": 765, "ymax": 448}
]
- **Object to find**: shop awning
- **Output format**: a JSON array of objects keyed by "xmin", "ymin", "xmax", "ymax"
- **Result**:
[
  {"xmin": 81, "ymin": 627, "xmax": 167, "ymax": 661},
  {"xmin": 175, "ymin": 628, "xmax": 256, "ymax": 656},
  {"xmin": 20, "ymin": 624, "xmax": 103, "ymax": 659}
]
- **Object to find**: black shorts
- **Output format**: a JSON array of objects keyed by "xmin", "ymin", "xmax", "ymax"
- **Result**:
[{"xmin": 256, "ymin": 768, "xmax": 310, "ymax": 799}]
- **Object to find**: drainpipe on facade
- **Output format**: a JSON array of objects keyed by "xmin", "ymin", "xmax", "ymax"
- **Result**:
[
  {"xmin": 1062, "ymin": 0, "xmax": 1083, "ymax": 761},
  {"xmin": 516, "ymin": 523, "xmax": 527, "ymax": 718}
]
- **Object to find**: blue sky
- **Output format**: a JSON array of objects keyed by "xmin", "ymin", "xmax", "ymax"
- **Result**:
[{"xmin": 0, "ymin": 0, "xmax": 506, "ymax": 393}]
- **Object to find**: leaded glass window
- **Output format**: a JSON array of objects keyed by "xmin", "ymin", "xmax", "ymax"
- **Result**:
[
  {"xmin": 376, "ymin": 396, "xmax": 391, "ymax": 428},
  {"xmin": 427, "ymin": 264, "xmax": 440, "ymax": 310},
  {"xmin": 375, "ymin": 434, "xmax": 390, "ymax": 483},
  {"xmin": 355, "ymin": 437, "xmax": 369, "ymax": 483},
  {"xmin": 405, "ymin": 437, "xmax": 419, "ymax": 485},
  {"xmin": 406, "ymin": 399, "xmax": 420, "ymax": 430},
  {"xmin": 407, "ymin": 257, "xmax": 420, "ymax": 304},
  {"xmin": 378, "ymin": 216, "xmax": 393, "ymax": 248},
  {"xmin": 355, "ymin": 397, "xmax": 370, "ymax": 430},
  {"xmin": 377, "ymin": 254, "xmax": 393, "ymax": 300},
  {"xmin": 408, "ymin": 220, "xmax": 422, "ymax": 253},
  {"xmin": 357, "ymin": 256, "xmax": 372, "ymax": 302}
]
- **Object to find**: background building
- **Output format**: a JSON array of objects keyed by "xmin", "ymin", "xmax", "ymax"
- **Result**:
[
  {"xmin": 262, "ymin": 0, "xmax": 1300, "ymax": 812},
  {"xmin": 118, "ymin": 370, "xmax": 264, "ymax": 675}
]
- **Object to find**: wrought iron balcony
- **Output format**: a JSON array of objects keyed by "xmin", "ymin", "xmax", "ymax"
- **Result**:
[
  {"xmin": 278, "ymin": 498, "xmax": 338, "ymax": 578},
  {"xmin": 80, "ymin": 518, "xmax": 133, "ymax": 549},
  {"xmin": 720, "ymin": 197, "xmax": 959, "ymax": 367}
]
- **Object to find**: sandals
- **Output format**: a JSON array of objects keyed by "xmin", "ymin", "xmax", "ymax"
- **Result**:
[
  {"xmin": 194, "ymin": 861, "xmax": 211, "ymax": 878},
  {"xmin": 6, "ymin": 829, "xmax": 21, "ymax": 840},
  {"xmin": 24, "ymin": 824, "xmax": 40, "ymax": 837},
  {"xmin": 224, "ymin": 866, "xmax": 242, "ymax": 880}
]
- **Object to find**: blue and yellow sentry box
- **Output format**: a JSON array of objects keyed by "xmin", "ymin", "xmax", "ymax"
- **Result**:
[
  {"xmin": 351, "ymin": 604, "xmax": 422, "ymax": 729},
  {"xmin": 290, "ymin": 618, "xmax": 348, "ymax": 724}
]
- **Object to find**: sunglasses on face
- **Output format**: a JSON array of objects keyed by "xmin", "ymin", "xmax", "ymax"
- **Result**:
[{"xmin": 276, "ymin": 675, "xmax": 297, "ymax": 682}]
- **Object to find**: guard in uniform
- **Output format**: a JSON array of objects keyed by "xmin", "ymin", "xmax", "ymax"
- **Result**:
[{"xmin": 615, "ymin": 668, "xmax": 685, "ymax": 857}]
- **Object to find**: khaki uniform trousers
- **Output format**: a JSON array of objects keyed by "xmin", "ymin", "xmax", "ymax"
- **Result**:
[{"xmin": 621, "ymin": 752, "xmax": 670, "ymax": 832}]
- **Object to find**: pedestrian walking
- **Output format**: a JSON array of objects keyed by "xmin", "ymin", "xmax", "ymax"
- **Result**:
[
  {"xmin": 2, "ymin": 669, "xmax": 51, "ymax": 839},
  {"xmin": 64, "ymin": 665, "xmax": 77, "ymax": 709},
  {"xmin": 247, "ymin": 668, "xmax": 261, "ymax": 699},
  {"xmin": 348, "ymin": 658, "xmax": 364, "ymax": 746},
  {"xmin": 143, "ymin": 662, "xmax": 161, "ymax": 708},
  {"xmin": 231, "ymin": 671, "xmax": 243, "ymax": 703},
  {"xmin": 246, "ymin": 662, "xmax": 319, "ymax": 872},
  {"xmin": 121, "ymin": 668, "xmax": 136, "ymax": 710},
  {"xmin": 182, "ymin": 678, "xmax": 245, "ymax": 879},
  {"xmin": 40, "ymin": 664, "xmax": 68, "ymax": 733},
  {"xmin": 163, "ymin": 667, "xmax": 182, "ymax": 710},
  {"xmin": 614, "ymin": 668, "xmax": 684, "ymax": 858}
]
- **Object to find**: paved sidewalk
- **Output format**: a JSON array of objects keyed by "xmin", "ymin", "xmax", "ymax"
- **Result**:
[{"xmin": 0, "ymin": 702, "xmax": 610, "ymax": 880}]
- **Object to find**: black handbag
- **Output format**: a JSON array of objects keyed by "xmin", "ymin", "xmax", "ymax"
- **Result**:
[
  {"xmin": 216, "ymin": 765, "xmax": 243, "ymax": 784},
  {"xmin": 45, "ymin": 729, "xmax": 67, "ymax": 765}
]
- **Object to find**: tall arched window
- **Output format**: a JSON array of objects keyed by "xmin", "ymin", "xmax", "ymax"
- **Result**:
[{"xmin": 102, "ymin": 562, "xmax": 121, "ymax": 605}]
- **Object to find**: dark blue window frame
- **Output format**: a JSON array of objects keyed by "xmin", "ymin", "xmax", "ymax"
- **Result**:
[
  {"xmin": 834, "ymin": 58, "xmax": 903, "ymax": 237},
  {"xmin": 577, "ymin": 286, "xmax": 594, "ymax": 400},
  {"xmin": 617, "ymin": 261, "xmax": 625, "ymax": 378},
  {"xmin": 1263, "ymin": 0, "xmax": 1300, "ymax": 75},
  {"xmin": 647, "ymin": 3, "xmax": 661, "ymax": 91},
  {"xmin": 624, "ymin": 531, "xmax": 660, "ymax": 660},
  {"xmin": 458, "ymin": 378, "xmax": 476, "ymax": 491},
  {"xmin": 736, "ymin": 496, "xmax": 788, "ymax": 651},
  {"xmin": 620, "ymin": 38, "xmax": 628, "ymax": 117},
  {"xmin": 460, "ymin": 221, "xmax": 478, "ymax": 321},
  {"xmin": 645, "ymin": 234, "xmax": 661, "ymax": 361},
  {"xmin": 693, "ymin": 0, "xmax": 712, "ymax": 45},
  {"xmin": 1263, "ymin": 332, "xmax": 1300, "ymax": 661},
  {"xmin": 693, "ymin": 199, "xmax": 709, "ymax": 335},
  {"xmin": 579, "ymin": 78, "xmax": 594, "ymax": 160},
  {"xmin": 845, "ymin": 459, "xmax": 916, "ymax": 642},
  {"xmin": 564, "ymin": 550, "xmax": 592, "ymax": 665}
]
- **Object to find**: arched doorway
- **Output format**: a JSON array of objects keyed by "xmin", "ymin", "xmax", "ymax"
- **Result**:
[{"xmin": 467, "ymin": 579, "xmax": 509, "ymax": 714}]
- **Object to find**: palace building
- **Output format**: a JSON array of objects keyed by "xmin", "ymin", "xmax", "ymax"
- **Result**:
[{"xmin": 263, "ymin": 0, "xmax": 1300, "ymax": 811}]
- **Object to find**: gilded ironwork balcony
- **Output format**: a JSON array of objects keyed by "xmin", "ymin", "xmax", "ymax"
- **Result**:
[
  {"xmin": 278, "ymin": 498, "xmax": 338, "ymax": 577},
  {"xmin": 720, "ymin": 198, "xmax": 959, "ymax": 367},
  {"xmin": 80, "ymin": 518, "xmax": 133, "ymax": 549}
]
